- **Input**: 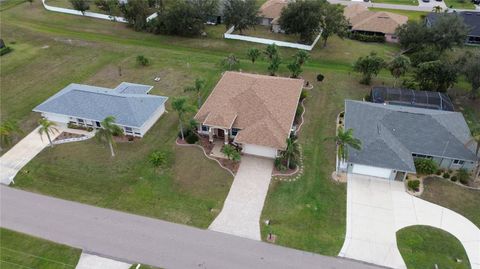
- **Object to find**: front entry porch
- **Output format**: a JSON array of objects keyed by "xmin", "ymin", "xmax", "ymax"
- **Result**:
[{"xmin": 208, "ymin": 127, "xmax": 230, "ymax": 145}]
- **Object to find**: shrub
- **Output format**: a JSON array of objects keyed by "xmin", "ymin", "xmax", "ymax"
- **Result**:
[
  {"xmin": 316, "ymin": 74, "xmax": 324, "ymax": 82},
  {"xmin": 414, "ymin": 158, "xmax": 438, "ymax": 175},
  {"xmin": 451, "ymin": 176, "xmax": 458, "ymax": 182},
  {"xmin": 435, "ymin": 170, "xmax": 442, "ymax": 175},
  {"xmin": 300, "ymin": 90, "xmax": 308, "ymax": 101},
  {"xmin": 275, "ymin": 157, "xmax": 287, "ymax": 171},
  {"xmin": 456, "ymin": 168, "xmax": 470, "ymax": 185},
  {"xmin": 0, "ymin": 46, "xmax": 12, "ymax": 56},
  {"xmin": 364, "ymin": 93, "xmax": 371, "ymax": 102},
  {"xmin": 186, "ymin": 133, "xmax": 199, "ymax": 144},
  {"xmin": 408, "ymin": 180, "xmax": 420, "ymax": 192},
  {"xmin": 443, "ymin": 173, "xmax": 450, "ymax": 179},
  {"xmin": 350, "ymin": 32, "xmax": 386, "ymax": 43},
  {"xmin": 149, "ymin": 150, "xmax": 168, "ymax": 168},
  {"xmin": 136, "ymin": 55, "xmax": 150, "ymax": 66},
  {"xmin": 178, "ymin": 129, "xmax": 192, "ymax": 139},
  {"xmin": 295, "ymin": 105, "xmax": 304, "ymax": 119}
]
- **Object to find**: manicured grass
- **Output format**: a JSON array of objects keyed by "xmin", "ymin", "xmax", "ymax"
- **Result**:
[
  {"xmin": 397, "ymin": 226, "xmax": 471, "ymax": 269},
  {"xmin": 444, "ymin": 0, "xmax": 475, "ymax": 9},
  {"xmin": 0, "ymin": 228, "xmax": 81, "ymax": 269},
  {"xmin": 420, "ymin": 177, "xmax": 480, "ymax": 228},
  {"xmin": 369, "ymin": 8, "xmax": 428, "ymax": 21},
  {"xmin": 371, "ymin": 0, "xmax": 418, "ymax": 6}
]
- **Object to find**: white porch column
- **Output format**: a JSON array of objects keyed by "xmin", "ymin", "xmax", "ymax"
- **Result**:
[
  {"xmin": 208, "ymin": 127, "xmax": 213, "ymax": 142},
  {"xmin": 224, "ymin": 129, "xmax": 228, "ymax": 144}
]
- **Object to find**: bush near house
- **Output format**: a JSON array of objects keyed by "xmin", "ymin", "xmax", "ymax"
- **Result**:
[
  {"xmin": 350, "ymin": 32, "xmax": 386, "ymax": 43},
  {"xmin": 414, "ymin": 158, "xmax": 438, "ymax": 175},
  {"xmin": 408, "ymin": 179, "xmax": 420, "ymax": 192},
  {"xmin": 456, "ymin": 168, "xmax": 470, "ymax": 185},
  {"xmin": 451, "ymin": 176, "xmax": 458, "ymax": 182},
  {"xmin": 186, "ymin": 132, "xmax": 199, "ymax": 144},
  {"xmin": 442, "ymin": 172, "xmax": 450, "ymax": 179}
]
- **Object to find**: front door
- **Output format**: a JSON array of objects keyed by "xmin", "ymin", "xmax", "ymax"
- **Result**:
[
  {"xmin": 217, "ymin": 129, "xmax": 224, "ymax": 138},
  {"xmin": 395, "ymin": 171, "xmax": 406, "ymax": 181}
]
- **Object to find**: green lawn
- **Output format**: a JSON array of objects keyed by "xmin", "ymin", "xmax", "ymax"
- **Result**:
[
  {"xmin": 0, "ymin": 228, "xmax": 81, "ymax": 269},
  {"xmin": 444, "ymin": 0, "xmax": 475, "ymax": 9},
  {"xmin": 397, "ymin": 226, "xmax": 471, "ymax": 269},
  {"xmin": 371, "ymin": 0, "xmax": 418, "ymax": 6},
  {"xmin": 420, "ymin": 177, "xmax": 480, "ymax": 228},
  {"xmin": 233, "ymin": 25, "xmax": 302, "ymax": 43},
  {"xmin": 369, "ymin": 8, "xmax": 428, "ymax": 22}
]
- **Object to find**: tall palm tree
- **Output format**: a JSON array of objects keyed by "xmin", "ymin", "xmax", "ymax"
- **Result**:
[
  {"xmin": 172, "ymin": 97, "xmax": 195, "ymax": 140},
  {"xmin": 388, "ymin": 55, "xmax": 411, "ymax": 87},
  {"xmin": 0, "ymin": 120, "xmax": 23, "ymax": 151},
  {"xmin": 465, "ymin": 125, "xmax": 480, "ymax": 179},
  {"xmin": 282, "ymin": 136, "xmax": 300, "ymax": 169},
  {"xmin": 38, "ymin": 118, "xmax": 58, "ymax": 147},
  {"xmin": 184, "ymin": 78, "xmax": 205, "ymax": 108},
  {"xmin": 432, "ymin": 5, "xmax": 443, "ymax": 13},
  {"xmin": 324, "ymin": 127, "xmax": 362, "ymax": 173},
  {"xmin": 96, "ymin": 116, "xmax": 123, "ymax": 157}
]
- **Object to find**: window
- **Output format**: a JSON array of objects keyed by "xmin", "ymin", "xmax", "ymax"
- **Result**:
[
  {"xmin": 453, "ymin": 159, "xmax": 465, "ymax": 165},
  {"xmin": 231, "ymin": 128, "xmax": 240, "ymax": 136},
  {"xmin": 201, "ymin": 125, "xmax": 209, "ymax": 132},
  {"xmin": 412, "ymin": 153, "xmax": 432, "ymax": 159},
  {"xmin": 77, "ymin": 118, "xmax": 84, "ymax": 124},
  {"xmin": 125, "ymin": 127, "xmax": 133, "ymax": 133}
]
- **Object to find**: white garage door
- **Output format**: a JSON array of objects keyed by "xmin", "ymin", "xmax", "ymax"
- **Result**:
[
  {"xmin": 352, "ymin": 164, "xmax": 392, "ymax": 179},
  {"xmin": 243, "ymin": 144, "xmax": 277, "ymax": 159}
]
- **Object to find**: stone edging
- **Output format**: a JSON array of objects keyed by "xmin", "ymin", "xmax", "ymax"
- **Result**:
[
  {"xmin": 272, "ymin": 144, "xmax": 304, "ymax": 182},
  {"xmin": 175, "ymin": 139, "xmax": 235, "ymax": 177}
]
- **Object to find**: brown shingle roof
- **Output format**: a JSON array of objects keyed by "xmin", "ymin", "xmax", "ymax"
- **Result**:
[
  {"xmin": 195, "ymin": 72, "xmax": 304, "ymax": 150},
  {"xmin": 344, "ymin": 4, "xmax": 408, "ymax": 35},
  {"xmin": 259, "ymin": 0, "xmax": 288, "ymax": 20}
]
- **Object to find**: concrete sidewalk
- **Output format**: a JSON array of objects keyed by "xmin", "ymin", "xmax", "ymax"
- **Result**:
[
  {"xmin": 209, "ymin": 155, "xmax": 274, "ymax": 241},
  {"xmin": 76, "ymin": 253, "xmax": 131, "ymax": 269}
]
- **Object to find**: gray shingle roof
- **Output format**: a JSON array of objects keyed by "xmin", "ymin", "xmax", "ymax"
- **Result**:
[
  {"xmin": 345, "ymin": 100, "xmax": 477, "ymax": 172},
  {"xmin": 33, "ymin": 83, "xmax": 168, "ymax": 128},
  {"xmin": 114, "ymin": 82, "xmax": 153, "ymax": 94}
]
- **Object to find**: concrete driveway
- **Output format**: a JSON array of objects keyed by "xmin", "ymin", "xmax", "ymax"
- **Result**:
[
  {"xmin": 0, "ymin": 126, "xmax": 62, "ymax": 185},
  {"xmin": 339, "ymin": 174, "xmax": 480, "ymax": 269},
  {"xmin": 209, "ymin": 155, "xmax": 274, "ymax": 241}
]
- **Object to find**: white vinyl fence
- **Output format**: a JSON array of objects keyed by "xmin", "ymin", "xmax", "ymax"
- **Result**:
[
  {"xmin": 224, "ymin": 26, "xmax": 322, "ymax": 51},
  {"xmin": 42, "ymin": 0, "xmax": 128, "ymax": 23}
]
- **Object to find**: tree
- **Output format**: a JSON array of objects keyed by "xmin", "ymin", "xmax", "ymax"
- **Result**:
[
  {"xmin": 184, "ymin": 77, "xmax": 205, "ymax": 108},
  {"xmin": 459, "ymin": 52, "xmax": 480, "ymax": 99},
  {"xmin": 395, "ymin": 21, "xmax": 431, "ymax": 53},
  {"xmin": 221, "ymin": 144, "xmax": 241, "ymax": 161},
  {"xmin": 321, "ymin": 3, "xmax": 349, "ymax": 47},
  {"xmin": 432, "ymin": 5, "xmax": 443, "ymax": 13},
  {"xmin": 294, "ymin": 50, "xmax": 310, "ymax": 66},
  {"xmin": 96, "ymin": 116, "xmax": 123, "ymax": 157},
  {"xmin": 287, "ymin": 61, "xmax": 302, "ymax": 78},
  {"xmin": 136, "ymin": 55, "xmax": 150, "ymax": 66},
  {"xmin": 119, "ymin": 0, "xmax": 150, "ymax": 31},
  {"xmin": 188, "ymin": 0, "xmax": 219, "ymax": 22},
  {"xmin": 0, "ymin": 120, "xmax": 23, "ymax": 151},
  {"xmin": 264, "ymin": 43, "xmax": 279, "ymax": 60},
  {"xmin": 267, "ymin": 55, "xmax": 281, "ymax": 76},
  {"xmin": 221, "ymin": 54, "xmax": 240, "ymax": 70},
  {"xmin": 149, "ymin": 150, "xmax": 168, "ymax": 169},
  {"xmin": 70, "ymin": 0, "xmax": 90, "ymax": 15},
  {"xmin": 223, "ymin": 0, "xmax": 258, "ymax": 34},
  {"xmin": 278, "ymin": 0, "xmax": 324, "ymax": 44},
  {"xmin": 414, "ymin": 158, "xmax": 438, "ymax": 175},
  {"xmin": 158, "ymin": 0, "xmax": 205, "ymax": 37},
  {"xmin": 430, "ymin": 13, "xmax": 468, "ymax": 51},
  {"xmin": 246, "ymin": 48, "xmax": 260, "ymax": 64},
  {"xmin": 94, "ymin": 0, "xmax": 118, "ymax": 17},
  {"xmin": 172, "ymin": 97, "xmax": 195, "ymax": 140},
  {"xmin": 38, "ymin": 118, "xmax": 58, "ymax": 148},
  {"xmin": 388, "ymin": 55, "xmax": 411, "ymax": 87},
  {"xmin": 282, "ymin": 136, "xmax": 300, "ymax": 169},
  {"xmin": 353, "ymin": 52, "xmax": 385, "ymax": 85},
  {"xmin": 414, "ymin": 60, "xmax": 457, "ymax": 92},
  {"xmin": 324, "ymin": 127, "xmax": 362, "ymax": 173}
]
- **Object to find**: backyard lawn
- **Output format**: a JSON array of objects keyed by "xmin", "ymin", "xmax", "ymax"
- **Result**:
[
  {"xmin": 397, "ymin": 226, "xmax": 471, "ymax": 269},
  {"xmin": 0, "ymin": 228, "xmax": 81, "ymax": 269}
]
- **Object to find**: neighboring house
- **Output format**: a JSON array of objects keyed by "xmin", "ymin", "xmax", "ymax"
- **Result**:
[
  {"xmin": 194, "ymin": 71, "xmax": 304, "ymax": 159},
  {"xmin": 371, "ymin": 87, "xmax": 454, "ymax": 111},
  {"xmin": 344, "ymin": 100, "xmax": 477, "ymax": 181},
  {"xmin": 258, "ymin": 0, "xmax": 289, "ymax": 33},
  {"xmin": 33, "ymin": 82, "xmax": 168, "ymax": 137},
  {"xmin": 344, "ymin": 4, "xmax": 408, "ymax": 43},
  {"xmin": 426, "ymin": 11, "xmax": 480, "ymax": 45}
]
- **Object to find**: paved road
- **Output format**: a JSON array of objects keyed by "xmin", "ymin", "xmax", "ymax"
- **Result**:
[
  {"xmin": 328, "ymin": 0, "xmax": 480, "ymax": 12},
  {"xmin": 0, "ymin": 186, "xmax": 384, "ymax": 269},
  {"xmin": 209, "ymin": 156, "xmax": 273, "ymax": 240}
]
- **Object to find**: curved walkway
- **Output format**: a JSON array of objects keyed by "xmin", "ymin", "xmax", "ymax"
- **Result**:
[{"xmin": 339, "ymin": 174, "xmax": 480, "ymax": 269}]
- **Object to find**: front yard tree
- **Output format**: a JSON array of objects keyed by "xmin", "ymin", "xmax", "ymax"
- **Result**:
[
  {"xmin": 287, "ymin": 61, "xmax": 302, "ymax": 78},
  {"xmin": 414, "ymin": 60, "xmax": 457, "ymax": 92},
  {"xmin": 282, "ymin": 136, "xmax": 300, "ymax": 169},
  {"xmin": 388, "ymin": 55, "xmax": 411, "ymax": 87},
  {"xmin": 38, "ymin": 118, "xmax": 58, "ymax": 148},
  {"xmin": 172, "ymin": 97, "xmax": 195, "ymax": 140},
  {"xmin": 353, "ymin": 52, "xmax": 385, "ymax": 85},
  {"xmin": 321, "ymin": 4, "xmax": 349, "ymax": 47},
  {"xmin": 267, "ymin": 55, "xmax": 281, "ymax": 76},
  {"xmin": 96, "ymin": 116, "xmax": 123, "ymax": 157},
  {"xmin": 264, "ymin": 43, "xmax": 279, "ymax": 60},
  {"xmin": 246, "ymin": 48, "xmax": 260, "ymax": 64},
  {"xmin": 70, "ymin": 0, "xmax": 91, "ymax": 15},
  {"xmin": 223, "ymin": 0, "xmax": 258, "ymax": 34},
  {"xmin": 279, "ymin": 0, "xmax": 324, "ymax": 44},
  {"xmin": 294, "ymin": 50, "xmax": 310, "ymax": 66},
  {"xmin": 324, "ymin": 127, "xmax": 362, "ymax": 173},
  {"xmin": 0, "ymin": 120, "xmax": 23, "ymax": 151},
  {"xmin": 184, "ymin": 77, "xmax": 206, "ymax": 108},
  {"xmin": 395, "ymin": 21, "xmax": 430, "ymax": 53},
  {"xmin": 119, "ymin": 0, "xmax": 150, "ymax": 31},
  {"xmin": 149, "ymin": 150, "xmax": 168, "ymax": 169},
  {"xmin": 221, "ymin": 144, "xmax": 240, "ymax": 161},
  {"xmin": 430, "ymin": 13, "xmax": 468, "ymax": 52}
]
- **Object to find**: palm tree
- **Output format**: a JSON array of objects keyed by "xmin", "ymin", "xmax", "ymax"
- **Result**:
[
  {"xmin": 184, "ymin": 78, "xmax": 205, "ymax": 108},
  {"xmin": 287, "ymin": 61, "xmax": 302, "ymax": 78},
  {"xmin": 465, "ymin": 125, "xmax": 480, "ymax": 179},
  {"xmin": 264, "ymin": 43, "xmax": 278, "ymax": 60},
  {"xmin": 172, "ymin": 97, "xmax": 195, "ymax": 140},
  {"xmin": 324, "ymin": 127, "xmax": 362, "ymax": 173},
  {"xmin": 282, "ymin": 136, "xmax": 300, "ymax": 169},
  {"xmin": 388, "ymin": 55, "xmax": 411, "ymax": 87},
  {"xmin": 0, "ymin": 120, "xmax": 23, "ymax": 151},
  {"xmin": 38, "ymin": 118, "xmax": 58, "ymax": 147},
  {"xmin": 96, "ymin": 116, "xmax": 124, "ymax": 157},
  {"xmin": 432, "ymin": 5, "xmax": 443, "ymax": 13},
  {"xmin": 295, "ymin": 50, "xmax": 310, "ymax": 66},
  {"xmin": 268, "ymin": 55, "xmax": 281, "ymax": 76},
  {"xmin": 247, "ymin": 48, "xmax": 260, "ymax": 64}
]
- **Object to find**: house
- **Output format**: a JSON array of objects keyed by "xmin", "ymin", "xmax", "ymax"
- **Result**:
[
  {"xmin": 426, "ymin": 12, "xmax": 480, "ymax": 45},
  {"xmin": 343, "ymin": 100, "xmax": 477, "ymax": 181},
  {"xmin": 194, "ymin": 72, "xmax": 304, "ymax": 159},
  {"xmin": 344, "ymin": 4, "xmax": 408, "ymax": 43},
  {"xmin": 370, "ymin": 87, "xmax": 454, "ymax": 111},
  {"xmin": 33, "ymin": 82, "xmax": 168, "ymax": 137},
  {"xmin": 258, "ymin": 0, "xmax": 289, "ymax": 33}
]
